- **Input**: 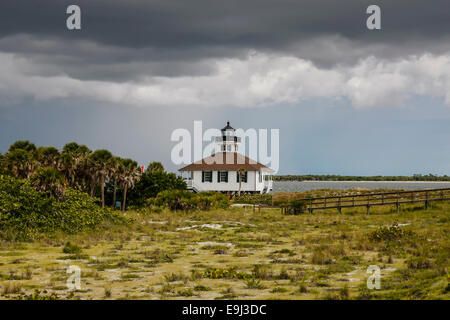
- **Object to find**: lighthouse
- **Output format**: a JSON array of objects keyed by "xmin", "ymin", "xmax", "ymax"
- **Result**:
[
  {"xmin": 179, "ymin": 122, "xmax": 274, "ymax": 194},
  {"xmin": 215, "ymin": 121, "xmax": 241, "ymax": 153}
]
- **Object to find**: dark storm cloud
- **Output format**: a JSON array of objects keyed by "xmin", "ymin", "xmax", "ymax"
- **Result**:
[{"xmin": 0, "ymin": 0, "xmax": 450, "ymax": 81}]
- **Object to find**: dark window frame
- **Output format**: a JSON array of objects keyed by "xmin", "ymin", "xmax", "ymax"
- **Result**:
[
  {"xmin": 236, "ymin": 171, "xmax": 248, "ymax": 183},
  {"xmin": 202, "ymin": 170, "xmax": 213, "ymax": 183}
]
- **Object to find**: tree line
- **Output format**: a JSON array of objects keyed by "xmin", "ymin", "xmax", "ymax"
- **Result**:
[
  {"xmin": 0, "ymin": 140, "xmax": 186, "ymax": 210},
  {"xmin": 273, "ymin": 174, "xmax": 450, "ymax": 182}
]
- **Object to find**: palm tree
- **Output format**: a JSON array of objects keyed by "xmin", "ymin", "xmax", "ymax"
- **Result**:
[
  {"xmin": 110, "ymin": 156, "xmax": 122, "ymax": 209},
  {"xmin": 6, "ymin": 149, "xmax": 35, "ymax": 179},
  {"xmin": 61, "ymin": 142, "xmax": 91, "ymax": 190},
  {"xmin": 237, "ymin": 168, "xmax": 246, "ymax": 197},
  {"xmin": 6, "ymin": 140, "xmax": 37, "ymax": 179},
  {"xmin": 0, "ymin": 152, "xmax": 4, "ymax": 174},
  {"xmin": 120, "ymin": 158, "xmax": 140, "ymax": 211},
  {"xmin": 147, "ymin": 161, "xmax": 164, "ymax": 172},
  {"xmin": 31, "ymin": 167, "xmax": 67, "ymax": 198},
  {"xmin": 87, "ymin": 149, "xmax": 113, "ymax": 208},
  {"xmin": 8, "ymin": 140, "xmax": 37, "ymax": 153},
  {"xmin": 36, "ymin": 146, "xmax": 60, "ymax": 167}
]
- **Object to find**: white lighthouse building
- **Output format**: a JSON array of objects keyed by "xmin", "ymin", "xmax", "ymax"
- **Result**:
[{"xmin": 179, "ymin": 122, "xmax": 274, "ymax": 194}]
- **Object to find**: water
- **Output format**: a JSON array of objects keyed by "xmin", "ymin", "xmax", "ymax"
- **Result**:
[{"xmin": 273, "ymin": 181, "xmax": 450, "ymax": 192}]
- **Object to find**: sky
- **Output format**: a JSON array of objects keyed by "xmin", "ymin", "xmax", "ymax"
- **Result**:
[{"xmin": 0, "ymin": 0, "xmax": 449, "ymax": 175}]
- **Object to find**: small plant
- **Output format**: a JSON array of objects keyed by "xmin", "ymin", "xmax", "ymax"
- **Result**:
[
  {"xmin": 233, "ymin": 250, "xmax": 249, "ymax": 257},
  {"xmin": 177, "ymin": 288, "xmax": 194, "ymax": 297},
  {"xmin": 2, "ymin": 282, "xmax": 22, "ymax": 295},
  {"xmin": 194, "ymin": 285, "xmax": 211, "ymax": 291},
  {"xmin": 271, "ymin": 287, "xmax": 288, "ymax": 293},
  {"xmin": 369, "ymin": 223, "xmax": 415, "ymax": 242},
  {"xmin": 190, "ymin": 269, "xmax": 203, "ymax": 281},
  {"xmin": 245, "ymin": 278, "xmax": 266, "ymax": 289},
  {"xmin": 298, "ymin": 283, "xmax": 308, "ymax": 293},
  {"xmin": 144, "ymin": 249, "xmax": 174, "ymax": 264},
  {"xmin": 251, "ymin": 264, "xmax": 273, "ymax": 280},
  {"xmin": 17, "ymin": 289, "xmax": 62, "ymax": 300},
  {"xmin": 104, "ymin": 287, "xmax": 112, "ymax": 298},
  {"xmin": 339, "ymin": 286, "xmax": 350, "ymax": 299},
  {"xmin": 164, "ymin": 272, "xmax": 188, "ymax": 282},
  {"xmin": 63, "ymin": 242, "xmax": 82, "ymax": 254},
  {"xmin": 311, "ymin": 249, "xmax": 332, "ymax": 265},
  {"xmin": 203, "ymin": 266, "xmax": 239, "ymax": 279},
  {"xmin": 214, "ymin": 247, "xmax": 228, "ymax": 255},
  {"xmin": 407, "ymin": 256, "xmax": 434, "ymax": 269}
]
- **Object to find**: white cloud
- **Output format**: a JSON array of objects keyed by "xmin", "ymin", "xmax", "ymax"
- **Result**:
[{"xmin": 1, "ymin": 51, "xmax": 450, "ymax": 108}]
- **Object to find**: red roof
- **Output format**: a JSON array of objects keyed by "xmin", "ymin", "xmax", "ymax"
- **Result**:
[{"xmin": 179, "ymin": 152, "xmax": 274, "ymax": 172}]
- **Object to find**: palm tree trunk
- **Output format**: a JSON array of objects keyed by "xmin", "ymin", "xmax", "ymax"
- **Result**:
[
  {"xmin": 101, "ymin": 175, "xmax": 105, "ymax": 208},
  {"xmin": 238, "ymin": 173, "xmax": 242, "ymax": 196},
  {"xmin": 122, "ymin": 185, "xmax": 128, "ymax": 211},
  {"xmin": 112, "ymin": 178, "xmax": 117, "ymax": 209},
  {"xmin": 90, "ymin": 181, "xmax": 95, "ymax": 197}
]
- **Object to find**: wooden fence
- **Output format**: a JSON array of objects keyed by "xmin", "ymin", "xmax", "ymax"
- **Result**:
[
  {"xmin": 253, "ymin": 188, "xmax": 450, "ymax": 214},
  {"xmin": 304, "ymin": 188, "xmax": 450, "ymax": 214}
]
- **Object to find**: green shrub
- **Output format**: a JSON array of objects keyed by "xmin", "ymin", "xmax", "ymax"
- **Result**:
[
  {"xmin": 275, "ymin": 199, "xmax": 307, "ymax": 214},
  {"xmin": 0, "ymin": 175, "xmax": 126, "ymax": 239},
  {"xmin": 369, "ymin": 223, "xmax": 415, "ymax": 242},
  {"xmin": 148, "ymin": 190, "xmax": 229, "ymax": 212},
  {"xmin": 63, "ymin": 242, "xmax": 82, "ymax": 254},
  {"xmin": 234, "ymin": 194, "xmax": 272, "ymax": 205}
]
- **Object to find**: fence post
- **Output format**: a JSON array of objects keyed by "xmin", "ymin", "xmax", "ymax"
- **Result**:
[
  {"xmin": 338, "ymin": 196, "xmax": 341, "ymax": 214},
  {"xmin": 425, "ymin": 191, "xmax": 429, "ymax": 210},
  {"xmin": 366, "ymin": 205, "xmax": 370, "ymax": 215}
]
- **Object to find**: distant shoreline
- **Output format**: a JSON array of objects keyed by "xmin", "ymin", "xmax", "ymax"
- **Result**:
[
  {"xmin": 274, "ymin": 175, "xmax": 450, "ymax": 182},
  {"xmin": 293, "ymin": 180, "xmax": 450, "ymax": 183}
]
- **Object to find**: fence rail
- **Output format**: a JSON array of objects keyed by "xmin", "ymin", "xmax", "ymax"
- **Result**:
[
  {"xmin": 305, "ymin": 188, "xmax": 450, "ymax": 213},
  {"xmin": 254, "ymin": 188, "xmax": 450, "ymax": 214}
]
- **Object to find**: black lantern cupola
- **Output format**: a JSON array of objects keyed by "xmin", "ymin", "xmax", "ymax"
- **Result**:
[{"xmin": 216, "ymin": 121, "xmax": 241, "ymax": 152}]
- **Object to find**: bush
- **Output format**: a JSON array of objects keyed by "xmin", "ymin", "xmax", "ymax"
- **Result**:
[
  {"xmin": 0, "ymin": 175, "xmax": 125, "ymax": 239},
  {"xmin": 234, "ymin": 194, "xmax": 272, "ymax": 205},
  {"xmin": 276, "ymin": 199, "xmax": 307, "ymax": 214},
  {"xmin": 148, "ymin": 190, "xmax": 229, "ymax": 212},
  {"xmin": 127, "ymin": 168, "xmax": 186, "ymax": 206},
  {"xmin": 62, "ymin": 242, "xmax": 82, "ymax": 254},
  {"xmin": 369, "ymin": 223, "xmax": 415, "ymax": 242}
]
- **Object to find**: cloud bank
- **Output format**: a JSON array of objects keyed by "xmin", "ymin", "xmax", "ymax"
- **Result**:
[
  {"xmin": 0, "ymin": 1, "xmax": 450, "ymax": 109},
  {"xmin": 1, "ymin": 50, "xmax": 450, "ymax": 109}
]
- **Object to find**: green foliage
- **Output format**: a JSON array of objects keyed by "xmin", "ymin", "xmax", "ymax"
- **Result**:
[
  {"xmin": 148, "ymin": 190, "xmax": 229, "ymax": 212},
  {"xmin": 203, "ymin": 266, "xmax": 244, "ymax": 279},
  {"xmin": 369, "ymin": 223, "xmax": 415, "ymax": 242},
  {"xmin": 31, "ymin": 166, "xmax": 67, "ymax": 198},
  {"xmin": 275, "ymin": 199, "xmax": 307, "ymax": 214},
  {"xmin": 62, "ymin": 242, "xmax": 82, "ymax": 254},
  {"xmin": 0, "ymin": 175, "xmax": 125, "ymax": 240},
  {"xmin": 234, "ymin": 194, "xmax": 272, "ymax": 205},
  {"xmin": 8, "ymin": 140, "xmax": 37, "ymax": 153},
  {"xmin": 128, "ymin": 169, "xmax": 186, "ymax": 206},
  {"xmin": 146, "ymin": 161, "xmax": 164, "ymax": 172}
]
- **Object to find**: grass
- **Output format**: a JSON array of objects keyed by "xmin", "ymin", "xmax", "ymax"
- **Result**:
[{"xmin": 0, "ymin": 199, "xmax": 448, "ymax": 300}]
